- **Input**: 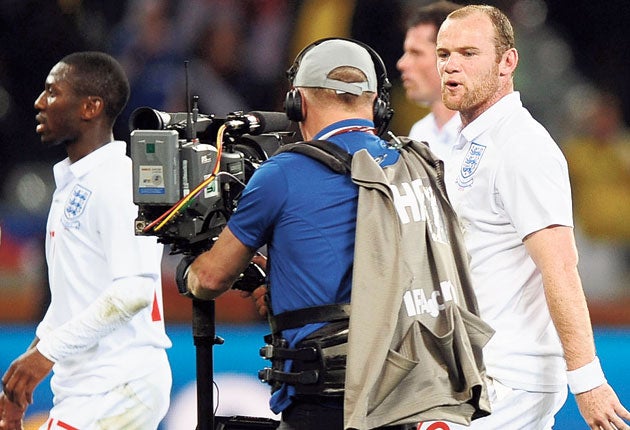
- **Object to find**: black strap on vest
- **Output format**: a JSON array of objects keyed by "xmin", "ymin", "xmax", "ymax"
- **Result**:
[
  {"xmin": 259, "ymin": 320, "xmax": 349, "ymax": 396},
  {"xmin": 273, "ymin": 140, "xmax": 352, "ymax": 174},
  {"xmin": 258, "ymin": 367, "xmax": 321, "ymax": 387},
  {"xmin": 268, "ymin": 303, "xmax": 351, "ymax": 334}
]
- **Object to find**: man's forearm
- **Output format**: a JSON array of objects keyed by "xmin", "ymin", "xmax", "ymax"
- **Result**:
[
  {"xmin": 544, "ymin": 267, "xmax": 595, "ymax": 370},
  {"xmin": 187, "ymin": 226, "xmax": 256, "ymax": 300},
  {"xmin": 36, "ymin": 276, "xmax": 155, "ymax": 362}
]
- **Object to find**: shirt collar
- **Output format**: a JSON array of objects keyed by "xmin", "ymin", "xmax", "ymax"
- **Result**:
[
  {"xmin": 313, "ymin": 118, "xmax": 375, "ymax": 141},
  {"xmin": 460, "ymin": 91, "xmax": 522, "ymax": 144},
  {"xmin": 53, "ymin": 141, "xmax": 126, "ymax": 188}
]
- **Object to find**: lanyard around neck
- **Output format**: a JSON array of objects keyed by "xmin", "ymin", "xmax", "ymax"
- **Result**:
[{"xmin": 318, "ymin": 125, "xmax": 377, "ymax": 140}]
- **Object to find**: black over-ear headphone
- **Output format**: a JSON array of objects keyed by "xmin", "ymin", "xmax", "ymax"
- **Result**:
[{"xmin": 284, "ymin": 37, "xmax": 394, "ymax": 135}]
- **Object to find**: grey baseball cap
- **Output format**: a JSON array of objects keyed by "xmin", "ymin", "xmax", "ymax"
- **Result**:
[{"xmin": 293, "ymin": 39, "xmax": 377, "ymax": 95}]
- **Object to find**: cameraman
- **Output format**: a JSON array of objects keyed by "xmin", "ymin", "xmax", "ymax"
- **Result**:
[{"xmin": 182, "ymin": 39, "xmax": 405, "ymax": 429}]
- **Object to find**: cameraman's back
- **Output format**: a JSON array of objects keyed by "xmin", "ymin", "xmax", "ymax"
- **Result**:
[{"xmin": 228, "ymin": 40, "xmax": 399, "ymax": 428}]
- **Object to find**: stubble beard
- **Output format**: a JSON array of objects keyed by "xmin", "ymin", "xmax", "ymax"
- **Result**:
[{"xmin": 442, "ymin": 64, "xmax": 500, "ymax": 120}]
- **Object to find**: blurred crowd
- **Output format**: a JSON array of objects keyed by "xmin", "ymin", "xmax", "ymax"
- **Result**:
[{"xmin": 0, "ymin": 0, "xmax": 628, "ymax": 323}]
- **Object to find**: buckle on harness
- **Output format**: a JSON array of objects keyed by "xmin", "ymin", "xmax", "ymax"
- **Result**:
[
  {"xmin": 259, "ymin": 344, "xmax": 274, "ymax": 360},
  {"xmin": 258, "ymin": 320, "xmax": 348, "ymax": 396},
  {"xmin": 259, "ymin": 344, "xmax": 318, "ymax": 361},
  {"xmin": 258, "ymin": 368, "xmax": 319, "ymax": 385}
]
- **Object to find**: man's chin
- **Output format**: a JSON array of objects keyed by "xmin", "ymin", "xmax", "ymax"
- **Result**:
[
  {"xmin": 42, "ymin": 137, "xmax": 66, "ymax": 148},
  {"xmin": 442, "ymin": 96, "xmax": 461, "ymax": 112}
]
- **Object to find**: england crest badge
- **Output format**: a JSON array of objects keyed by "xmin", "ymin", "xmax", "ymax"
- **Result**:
[
  {"xmin": 64, "ymin": 184, "xmax": 92, "ymax": 221},
  {"xmin": 456, "ymin": 142, "xmax": 486, "ymax": 188}
]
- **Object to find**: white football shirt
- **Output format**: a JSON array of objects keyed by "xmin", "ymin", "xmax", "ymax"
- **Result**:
[
  {"xmin": 443, "ymin": 92, "xmax": 573, "ymax": 392},
  {"xmin": 38, "ymin": 141, "xmax": 171, "ymax": 399}
]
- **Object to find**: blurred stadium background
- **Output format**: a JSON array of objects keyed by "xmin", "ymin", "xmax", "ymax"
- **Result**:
[{"xmin": 0, "ymin": 1, "xmax": 628, "ymax": 428}]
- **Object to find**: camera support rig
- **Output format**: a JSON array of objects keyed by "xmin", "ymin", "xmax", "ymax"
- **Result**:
[{"xmin": 129, "ymin": 103, "xmax": 287, "ymax": 429}]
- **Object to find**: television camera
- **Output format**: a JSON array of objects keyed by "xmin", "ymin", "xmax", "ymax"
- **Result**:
[{"xmin": 129, "ymin": 102, "xmax": 291, "ymax": 258}]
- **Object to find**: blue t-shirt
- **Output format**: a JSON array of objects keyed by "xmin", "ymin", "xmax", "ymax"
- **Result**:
[{"xmin": 227, "ymin": 118, "xmax": 399, "ymax": 413}]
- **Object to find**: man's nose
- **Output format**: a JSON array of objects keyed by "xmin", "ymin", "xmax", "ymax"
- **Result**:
[
  {"xmin": 34, "ymin": 91, "xmax": 46, "ymax": 109},
  {"xmin": 396, "ymin": 54, "xmax": 407, "ymax": 72},
  {"xmin": 442, "ymin": 54, "xmax": 460, "ymax": 73}
]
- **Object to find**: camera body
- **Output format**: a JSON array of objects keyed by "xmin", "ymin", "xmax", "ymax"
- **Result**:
[{"xmin": 129, "ymin": 106, "xmax": 287, "ymax": 256}]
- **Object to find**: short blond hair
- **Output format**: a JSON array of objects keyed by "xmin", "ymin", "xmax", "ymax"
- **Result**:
[{"xmin": 448, "ymin": 5, "xmax": 515, "ymax": 61}]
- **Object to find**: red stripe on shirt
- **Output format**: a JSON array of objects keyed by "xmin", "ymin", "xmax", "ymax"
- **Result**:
[{"xmin": 151, "ymin": 289, "xmax": 162, "ymax": 321}]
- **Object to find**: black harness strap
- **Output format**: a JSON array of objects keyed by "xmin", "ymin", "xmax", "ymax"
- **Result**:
[
  {"xmin": 273, "ymin": 140, "xmax": 352, "ymax": 174},
  {"xmin": 258, "ymin": 368, "xmax": 320, "ymax": 386},
  {"xmin": 269, "ymin": 303, "xmax": 351, "ymax": 334},
  {"xmin": 259, "ymin": 321, "xmax": 349, "ymax": 396}
]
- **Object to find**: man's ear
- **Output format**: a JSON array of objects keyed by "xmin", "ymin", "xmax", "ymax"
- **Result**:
[
  {"xmin": 500, "ymin": 48, "xmax": 518, "ymax": 77},
  {"xmin": 298, "ymin": 88, "xmax": 307, "ymax": 121},
  {"xmin": 81, "ymin": 96, "xmax": 104, "ymax": 120}
]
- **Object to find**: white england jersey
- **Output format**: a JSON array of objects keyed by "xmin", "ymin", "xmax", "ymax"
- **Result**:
[
  {"xmin": 38, "ymin": 141, "xmax": 171, "ymax": 400},
  {"xmin": 443, "ymin": 92, "xmax": 573, "ymax": 392}
]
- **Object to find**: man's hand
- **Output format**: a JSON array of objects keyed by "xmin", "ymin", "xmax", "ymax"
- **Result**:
[
  {"xmin": 2, "ymin": 348, "xmax": 53, "ymax": 409},
  {"xmin": 0, "ymin": 393, "xmax": 25, "ymax": 430},
  {"xmin": 575, "ymin": 383, "xmax": 630, "ymax": 430},
  {"xmin": 239, "ymin": 285, "xmax": 269, "ymax": 317},
  {"xmin": 237, "ymin": 253, "xmax": 269, "ymax": 317},
  {"xmin": 175, "ymin": 255, "xmax": 197, "ymax": 298}
]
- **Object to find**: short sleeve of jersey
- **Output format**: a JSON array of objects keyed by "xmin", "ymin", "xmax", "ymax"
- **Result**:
[
  {"xmin": 227, "ymin": 159, "xmax": 287, "ymax": 249},
  {"xmin": 495, "ymin": 133, "xmax": 573, "ymax": 239}
]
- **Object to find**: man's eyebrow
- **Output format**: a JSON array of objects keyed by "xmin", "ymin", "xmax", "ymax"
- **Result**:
[
  {"xmin": 437, "ymin": 45, "xmax": 481, "ymax": 52},
  {"xmin": 459, "ymin": 45, "xmax": 481, "ymax": 51}
]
